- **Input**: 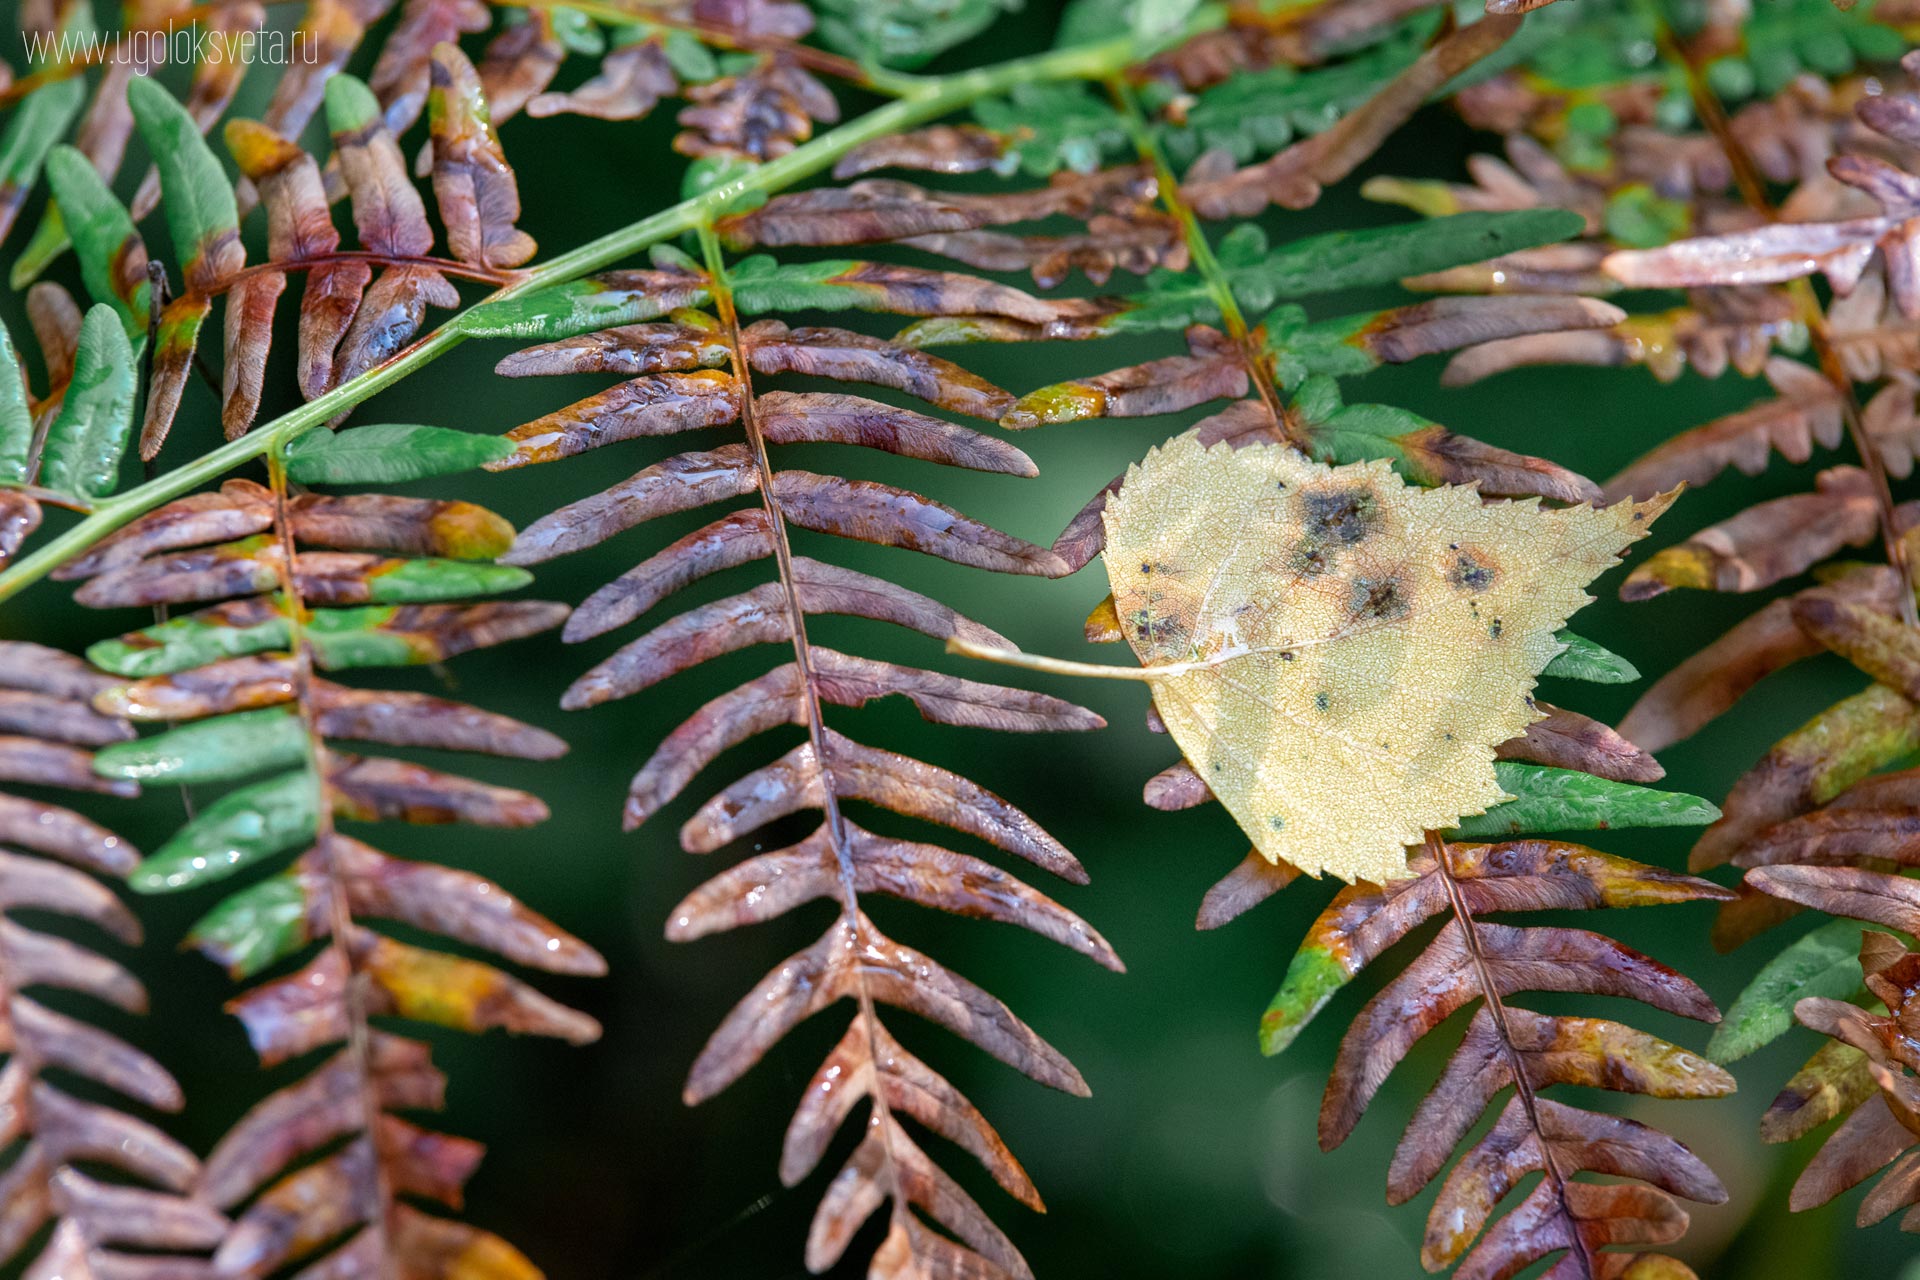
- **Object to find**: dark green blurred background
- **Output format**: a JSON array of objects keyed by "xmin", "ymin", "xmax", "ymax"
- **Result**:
[{"xmin": 6, "ymin": 3, "xmax": 1920, "ymax": 1276}]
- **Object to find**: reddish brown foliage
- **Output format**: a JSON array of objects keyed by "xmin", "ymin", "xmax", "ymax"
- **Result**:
[
  {"xmin": 486, "ymin": 234, "xmax": 1116, "ymax": 1275},
  {"xmin": 1262, "ymin": 837, "xmax": 1733, "ymax": 1279},
  {"xmin": 0, "ymin": 642, "xmax": 217, "ymax": 1275}
]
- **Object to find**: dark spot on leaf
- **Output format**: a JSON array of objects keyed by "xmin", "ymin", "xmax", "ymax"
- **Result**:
[
  {"xmin": 1448, "ymin": 550, "xmax": 1496, "ymax": 592},
  {"xmin": 1302, "ymin": 485, "xmax": 1378, "ymax": 546},
  {"xmin": 1291, "ymin": 540, "xmax": 1331, "ymax": 578},
  {"xmin": 1350, "ymin": 574, "xmax": 1408, "ymax": 622},
  {"xmin": 1314, "ymin": 691, "xmax": 1330, "ymax": 712},
  {"xmin": 1130, "ymin": 605, "xmax": 1185, "ymax": 647}
]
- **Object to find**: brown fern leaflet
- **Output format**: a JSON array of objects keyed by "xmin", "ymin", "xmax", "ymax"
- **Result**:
[
  {"xmin": 0, "ymin": 639, "xmax": 223, "ymax": 1275},
  {"xmin": 60, "ymin": 463, "xmax": 592, "ymax": 1275},
  {"xmin": 1380, "ymin": 6, "xmax": 1920, "ymax": 1245},
  {"xmin": 483, "ymin": 233, "xmax": 1119, "ymax": 1275},
  {"xmin": 1261, "ymin": 834, "xmax": 1735, "ymax": 1279},
  {"xmin": 1363, "ymin": 12, "xmax": 1920, "ymax": 944},
  {"xmin": 1750, "ymin": 927, "xmax": 1920, "ymax": 1228}
]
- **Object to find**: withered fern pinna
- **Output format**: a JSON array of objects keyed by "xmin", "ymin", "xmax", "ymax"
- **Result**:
[
  {"xmin": 1612, "ymin": 51, "xmax": 1920, "ymax": 1234},
  {"xmin": 1362, "ymin": 0, "xmax": 1920, "ymax": 1250},
  {"xmin": 479, "ymin": 233, "xmax": 1121, "ymax": 1277},
  {"xmin": 0, "ymin": 633, "xmax": 218, "ymax": 1277},
  {"xmin": 0, "ymin": 249, "xmax": 216, "ymax": 1279}
]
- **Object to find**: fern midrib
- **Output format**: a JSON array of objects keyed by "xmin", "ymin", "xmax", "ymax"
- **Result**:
[
  {"xmin": 264, "ymin": 445, "xmax": 399, "ymax": 1280},
  {"xmin": 1427, "ymin": 829, "xmax": 1597, "ymax": 1280},
  {"xmin": 1104, "ymin": 77, "xmax": 1297, "ymax": 442},
  {"xmin": 20, "ymin": 370, "xmax": 66, "ymax": 499},
  {"xmin": 0, "ymin": 8, "xmax": 1226, "ymax": 605},
  {"xmin": 1638, "ymin": 0, "xmax": 1918, "ymax": 629},
  {"xmin": 208, "ymin": 250, "xmax": 522, "ymax": 294},
  {"xmin": 696, "ymin": 221, "xmax": 915, "ymax": 1235}
]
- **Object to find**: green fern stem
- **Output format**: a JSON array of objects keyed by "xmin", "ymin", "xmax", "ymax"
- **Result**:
[
  {"xmin": 1102, "ymin": 75, "xmax": 1297, "ymax": 440},
  {"xmin": 262, "ymin": 439, "xmax": 401, "ymax": 1276},
  {"xmin": 0, "ymin": 8, "xmax": 1224, "ymax": 605}
]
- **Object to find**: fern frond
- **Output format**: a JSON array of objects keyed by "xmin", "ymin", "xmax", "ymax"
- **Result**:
[
  {"xmin": 62, "ymin": 426, "xmax": 588, "ymax": 1273},
  {"xmin": 477, "ymin": 223, "xmax": 1116, "ymax": 1274},
  {"xmin": 1576, "ymin": 30, "xmax": 1920, "ymax": 1220},
  {"xmin": 1360, "ymin": 24, "xmax": 1906, "ymax": 398},
  {"xmin": 131, "ymin": 58, "xmax": 535, "ymax": 458},
  {"xmin": 0, "ymin": 638, "xmax": 223, "ymax": 1274},
  {"xmin": 1270, "ymin": 836, "xmax": 1734, "ymax": 1277},
  {"xmin": 1139, "ymin": 676, "xmax": 1735, "ymax": 1275},
  {"xmin": 1105, "ymin": 642, "xmax": 1736, "ymax": 1276},
  {"xmin": 1727, "ymin": 927, "xmax": 1920, "ymax": 1226}
]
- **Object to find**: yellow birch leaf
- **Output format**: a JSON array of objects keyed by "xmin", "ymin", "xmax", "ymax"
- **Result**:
[
  {"xmin": 959, "ymin": 434, "xmax": 1674, "ymax": 886},
  {"xmin": 1108, "ymin": 434, "xmax": 1674, "ymax": 883}
]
